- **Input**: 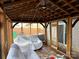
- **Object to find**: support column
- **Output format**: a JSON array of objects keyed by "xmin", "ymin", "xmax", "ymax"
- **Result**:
[
  {"xmin": 50, "ymin": 22, "xmax": 52, "ymax": 46},
  {"xmin": 66, "ymin": 16, "xmax": 72, "ymax": 56},
  {"xmin": 50, "ymin": 21, "xmax": 59, "ymax": 49},
  {"xmin": 30, "ymin": 23, "xmax": 31, "ymax": 35},
  {"xmin": 0, "ymin": 8, "xmax": 7, "ymax": 59},
  {"xmin": 6, "ymin": 19, "xmax": 13, "ymax": 50},
  {"xmin": 57, "ymin": 21, "xmax": 59, "ymax": 49},
  {"xmin": 37, "ymin": 23, "xmax": 38, "ymax": 35},
  {"xmin": 45, "ymin": 23, "xmax": 48, "ymax": 45},
  {"xmin": 0, "ymin": 12, "xmax": 2, "ymax": 59}
]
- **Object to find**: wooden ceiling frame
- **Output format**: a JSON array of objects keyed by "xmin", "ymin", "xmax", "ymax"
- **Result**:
[
  {"xmin": 1, "ymin": 0, "xmax": 79, "ymax": 22},
  {"xmin": 49, "ymin": 0, "xmax": 70, "ymax": 15},
  {"xmin": 4, "ymin": 1, "xmax": 39, "ymax": 13},
  {"xmin": 48, "ymin": 2, "xmax": 67, "ymax": 19},
  {"xmin": 64, "ymin": 0, "xmax": 79, "ymax": 13}
]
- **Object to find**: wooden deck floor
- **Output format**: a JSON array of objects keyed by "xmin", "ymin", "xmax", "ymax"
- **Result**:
[
  {"xmin": 36, "ymin": 46, "xmax": 56, "ymax": 59},
  {"xmin": 36, "ymin": 45, "xmax": 79, "ymax": 59}
]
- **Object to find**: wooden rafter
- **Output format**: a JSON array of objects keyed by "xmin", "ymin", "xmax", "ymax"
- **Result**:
[
  {"xmin": 12, "ymin": 22, "xmax": 19, "ymax": 28},
  {"xmin": 62, "ymin": 17, "xmax": 79, "ymax": 28},
  {"xmin": 48, "ymin": 1, "xmax": 67, "ymax": 18},
  {"xmin": 72, "ymin": 18, "xmax": 79, "ymax": 27},
  {"xmin": 62, "ymin": 20, "xmax": 67, "ymax": 24},
  {"xmin": 1, "ymin": 0, "xmax": 79, "ymax": 22},
  {"xmin": 50, "ymin": 0, "xmax": 70, "ymax": 15},
  {"xmin": 40, "ymin": 23, "xmax": 45, "ymax": 28},
  {"xmin": 64, "ymin": 0, "xmax": 79, "ymax": 13}
]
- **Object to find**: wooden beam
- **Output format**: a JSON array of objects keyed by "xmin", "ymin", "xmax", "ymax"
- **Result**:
[
  {"xmin": 12, "ymin": 22, "xmax": 19, "ymax": 28},
  {"xmin": 0, "ymin": 0, "xmax": 3, "ymax": 7},
  {"xmin": 72, "ymin": 19, "xmax": 79, "ymax": 28},
  {"xmin": 57, "ymin": 21, "xmax": 59, "ymax": 49},
  {"xmin": 45, "ymin": 23, "xmax": 48, "ymax": 45},
  {"xmin": 37, "ymin": 23, "xmax": 38, "ymax": 35},
  {"xmin": 50, "ymin": 21, "xmax": 59, "ymax": 49},
  {"xmin": 40, "ymin": 23, "xmax": 45, "ymax": 28},
  {"xmin": 12, "ymin": 19, "xmax": 48, "ymax": 23},
  {"xmin": 64, "ymin": 0, "xmax": 79, "ymax": 13},
  {"xmin": 76, "ymin": 0, "xmax": 79, "ymax": 3},
  {"xmin": 6, "ymin": 19, "xmax": 13, "ymax": 50},
  {"xmin": 66, "ymin": 16, "xmax": 72, "ymax": 56},
  {"xmin": 30, "ymin": 23, "xmax": 31, "ymax": 35},
  {"xmin": 0, "ymin": 21, "xmax": 2, "ymax": 59},
  {"xmin": 51, "ymin": 46, "xmax": 73, "ymax": 59},
  {"xmin": 62, "ymin": 18, "xmax": 79, "ymax": 28},
  {"xmin": 0, "ymin": 8, "xmax": 7, "ymax": 59},
  {"xmin": 48, "ymin": 1, "xmax": 68, "ymax": 17},
  {"xmin": 40, "ymin": 22, "xmax": 49, "ymax": 28},
  {"xmin": 50, "ymin": 22, "xmax": 52, "ymax": 45},
  {"xmin": 62, "ymin": 20, "xmax": 67, "ymax": 24},
  {"xmin": 50, "ymin": 0, "xmax": 70, "ymax": 15}
]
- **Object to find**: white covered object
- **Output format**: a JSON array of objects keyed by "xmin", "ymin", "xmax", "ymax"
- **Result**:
[
  {"xmin": 29, "ymin": 35, "xmax": 43, "ymax": 50},
  {"xmin": 7, "ymin": 44, "xmax": 25, "ymax": 59},
  {"xmin": 7, "ymin": 35, "xmax": 40, "ymax": 59},
  {"xmin": 14, "ymin": 34, "xmax": 35, "ymax": 50}
]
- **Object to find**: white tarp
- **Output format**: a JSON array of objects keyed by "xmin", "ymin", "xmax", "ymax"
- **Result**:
[
  {"xmin": 29, "ymin": 35, "xmax": 43, "ymax": 50},
  {"xmin": 7, "ymin": 34, "xmax": 40, "ymax": 59}
]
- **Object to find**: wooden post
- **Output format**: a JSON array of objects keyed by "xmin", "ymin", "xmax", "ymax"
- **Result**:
[
  {"xmin": 50, "ymin": 21, "xmax": 59, "ymax": 49},
  {"xmin": 37, "ymin": 23, "xmax": 38, "ymax": 35},
  {"xmin": 6, "ymin": 19, "xmax": 13, "ymax": 50},
  {"xmin": 66, "ymin": 16, "xmax": 72, "ymax": 56},
  {"xmin": 0, "ymin": 8, "xmax": 7, "ymax": 59},
  {"xmin": 57, "ymin": 21, "xmax": 59, "ymax": 49},
  {"xmin": 0, "ymin": 12, "xmax": 2, "ymax": 59},
  {"xmin": 45, "ymin": 23, "xmax": 48, "ymax": 45},
  {"xmin": 30, "ymin": 23, "xmax": 31, "ymax": 35},
  {"xmin": 50, "ymin": 22, "xmax": 52, "ymax": 46}
]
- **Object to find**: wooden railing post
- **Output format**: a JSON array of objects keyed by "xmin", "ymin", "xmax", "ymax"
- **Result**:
[{"xmin": 66, "ymin": 16, "xmax": 72, "ymax": 56}]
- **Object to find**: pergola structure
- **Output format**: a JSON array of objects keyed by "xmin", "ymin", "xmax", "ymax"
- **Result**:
[{"xmin": 0, "ymin": 0, "xmax": 79, "ymax": 59}]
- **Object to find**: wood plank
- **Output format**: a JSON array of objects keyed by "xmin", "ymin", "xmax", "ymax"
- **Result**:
[
  {"xmin": 12, "ymin": 22, "xmax": 19, "ymax": 28},
  {"xmin": 0, "ymin": 8, "xmax": 7, "ymax": 59},
  {"xmin": 0, "ymin": 40, "xmax": 2, "ymax": 58},
  {"xmin": 64, "ymin": 0, "xmax": 79, "ymax": 12},
  {"xmin": 50, "ymin": 0, "xmax": 70, "ymax": 15},
  {"xmin": 45, "ymin": 23, "xmax": 48, "ymax": 44},
  {"xmin": 21, "ymin": 23, "xmax": 23, "ymax": 34},
  {"xmin": 51, "ymin": 21, "xmax": 59, "ymax": 49},
  {"xmin": 30, "ymin": 23, "xmax": 31, "ymax": 35},
  {"xmin": 0, "ymin": 20, "xmax": 2, "ymax": 59},
  {"xmin": 50, "ymin": 22, "xmax": 52, "ymax": 46},
  {"xmin": 6, "ymin": 19, "xmax": 13, "ymax": 50},
  {"xmin": 57, "ymin": 21, "xmax": 59, "ymax": 49},
  {"xmin": 51, "ymin": 46, "xmax": 73, "ymax": 59},
  {"xmin": 37, "ymin": 23, "xmax": 38, "ymax": 35},
  {"xmin": 66, "ymin": 16, "xmax": 72, "ymax": 56}
]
